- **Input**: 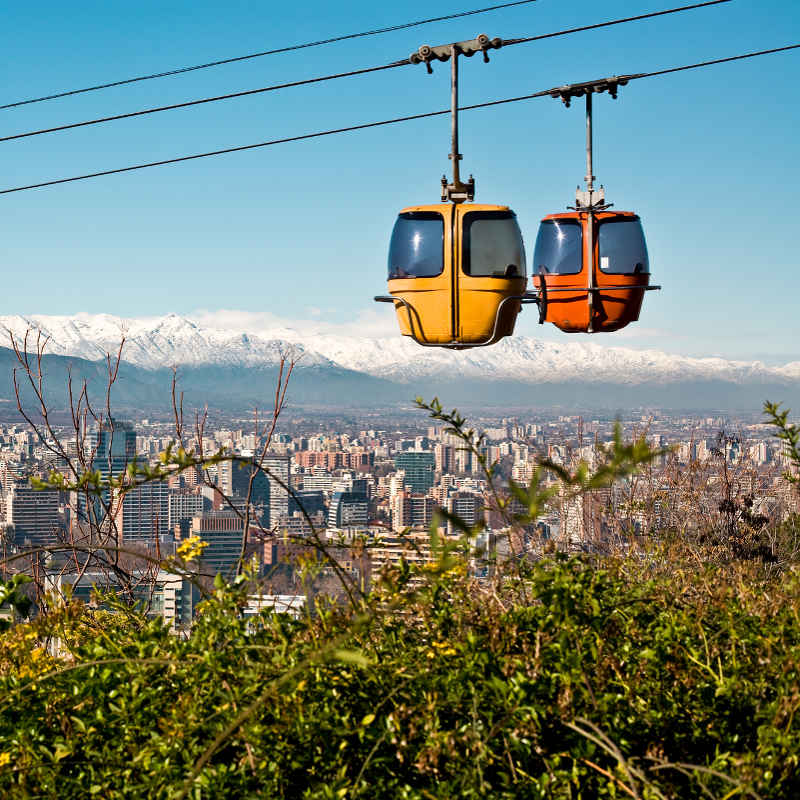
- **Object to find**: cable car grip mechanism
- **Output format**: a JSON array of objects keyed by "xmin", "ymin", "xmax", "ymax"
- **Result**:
[
  {"xmin": 409, "ymin": 34, "xmax": 503, "ymax": 72},
  {"xmin": 410, "ymin": 35, "xmax": 503, "ymax": 204}
]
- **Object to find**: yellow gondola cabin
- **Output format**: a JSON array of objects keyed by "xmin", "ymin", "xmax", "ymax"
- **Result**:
[{"xmin": 385, "ymin": 203, "xmax": 527, "ymax": 347}]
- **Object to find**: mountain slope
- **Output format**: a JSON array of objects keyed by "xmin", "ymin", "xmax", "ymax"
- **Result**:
[
  {"xmin": 0, "ymin": 312, "xmax": 797, "ymax": 410},
  {"xmin": 1, "ymin": 312, "xmax": 796, "ymax": 385},
  {"xmin": 0, "ymin": 347, "xmax": 403, "ymax": 418}
]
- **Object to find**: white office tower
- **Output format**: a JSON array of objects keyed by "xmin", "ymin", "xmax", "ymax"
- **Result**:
[{"xmin": 262, "ymin": 455, "xmax": 290, "ymax": 529}]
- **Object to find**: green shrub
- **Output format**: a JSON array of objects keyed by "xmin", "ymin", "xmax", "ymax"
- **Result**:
[{"xmin": 0, "ymin": 546, "xmax": 798, "ymax": 798}]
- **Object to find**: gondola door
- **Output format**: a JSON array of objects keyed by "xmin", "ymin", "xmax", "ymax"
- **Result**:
[
  {"xmin": 532, "ymin": 213, "xmax": 591, "ymax": 333},
  {"xmin": 455, "ymin": 204, "xmax": 527, "ymax": 345},
  {"xmin": 387, "ymin": 204, "xmax": 456, "ymax": 345},
  {"xmin": 591, "ymin": 212, "xmax": 650, "ymax": 332}
]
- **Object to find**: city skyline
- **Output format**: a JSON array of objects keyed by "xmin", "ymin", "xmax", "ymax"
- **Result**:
[{"xmin": 2, "ymin": 403, "xmax": 790, "ymax": 559}]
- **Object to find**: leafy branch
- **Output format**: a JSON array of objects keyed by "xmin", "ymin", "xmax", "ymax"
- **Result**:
[
  {"xmin": 764, "ymin": 400, "xmax": 800, "ymax": 484},
  {"xmin": 416, "ymin": 396, "xmax": 662, "ymax": 539}
]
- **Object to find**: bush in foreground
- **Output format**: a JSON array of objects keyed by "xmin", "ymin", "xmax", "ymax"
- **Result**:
[{"xmin": 1, "ymin": 544, "xmax": 798, "ymax": 799}]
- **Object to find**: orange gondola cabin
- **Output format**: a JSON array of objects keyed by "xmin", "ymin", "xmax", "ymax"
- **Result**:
[
  {"xmin": 530, "ymin": 77, "xmax": 660, "ymax": 332},
  {"xmin": 532, "ymin": 209, "xmax": 651, "ymax": 333}
]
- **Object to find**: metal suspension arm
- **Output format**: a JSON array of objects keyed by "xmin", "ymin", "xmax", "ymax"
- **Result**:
[
  {"xmin": 550, "ymin": 75, "xmax": 629, "ymax": 330},
  {"xmin": 410, "ymin": 33, "xmax": 502, "ymax": 203},
  {"xmin": 442, "ymin": 43, "xmax": 474, "ymax": 203}
]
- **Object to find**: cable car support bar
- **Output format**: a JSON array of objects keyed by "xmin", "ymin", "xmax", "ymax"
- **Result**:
[
  {"xmin": 550, "ymin": 76, "xmax": 636, "ymax": 211},
  {"xmin": 410, "ymin": 34, "xmax": 503, "ymax": 202}
]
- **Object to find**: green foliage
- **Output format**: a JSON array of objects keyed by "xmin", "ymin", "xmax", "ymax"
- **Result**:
[
  {"xmin": 764, "ymin": 400, "xmax": 800, "ymax": 484},
  {"xmin": 1, "ymin": 551, "xmax": 799, "ymax": 798},
  {"xmin": 0, "ymin": 575, "xmax": 33, "ymax": 630}
]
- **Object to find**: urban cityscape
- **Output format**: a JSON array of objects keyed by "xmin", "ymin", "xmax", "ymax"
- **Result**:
[{"xmin": 2, "ymin": 402, "xmax": 795, "ymax": 629}]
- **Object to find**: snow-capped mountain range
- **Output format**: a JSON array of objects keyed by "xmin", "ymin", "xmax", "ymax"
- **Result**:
[{"xmin": 0, "ymin": 312, "xmax": 797, "ymax": 388}]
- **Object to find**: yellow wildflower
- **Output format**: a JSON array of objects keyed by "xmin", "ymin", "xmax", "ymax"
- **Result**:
[{"xmin": 176, "ymin": 536, "xmax": 209, "ymax": 561}]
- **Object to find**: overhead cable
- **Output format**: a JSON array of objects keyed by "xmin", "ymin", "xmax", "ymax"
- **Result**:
[
  {"xmin": 1, "ymin": 0, "xmax": 731, "ymax": 145},
  {"xmin": 0, "ymin": 0, "xmax": 541, "ymax": 111},
  {"xmin": 1, "ymin": 42, "xmax": 795, "ymax": 196},
  {"xmin": 631, "ymin": 43, "xmax": 798, "ymax": 78},
  {"xmin": 504, "ymin": 0, "xmax": 729, "ymax": 45},
  {"xmin": 0, "ymin": 62, "xmax": 409, "ymax": 144}
]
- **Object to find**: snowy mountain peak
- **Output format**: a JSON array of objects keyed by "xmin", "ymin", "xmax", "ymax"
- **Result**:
[
  {"xmin": 0, "ymin": 313, "xmax": 326, "ymax": 369},
  {"xmin": 0, "ymin": 312, "xmax": 796, "ymax": 388}
]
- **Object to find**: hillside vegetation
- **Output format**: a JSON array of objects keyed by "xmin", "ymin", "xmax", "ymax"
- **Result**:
[
  {"xmin": 3, "ymin": 543, "xmax": 800, "ymax": 798},
  {"xmin": 0, "ymin": 398, "xmax": 799, "ymax": 798}
]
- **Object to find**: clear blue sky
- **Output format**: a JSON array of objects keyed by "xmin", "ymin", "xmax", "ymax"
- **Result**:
[{"xmin": 2, "ymin": 0, "xmax": 798, "ymax": 361}]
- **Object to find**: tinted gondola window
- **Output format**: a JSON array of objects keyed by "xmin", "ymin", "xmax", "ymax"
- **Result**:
[
  {"xmin": 598, "ymin": 218, "xmax": 649, "ymax": 274},
  {"xmin": 533, "ymin": 220, "xmax": 582, "ymax": 275},
  {"xmin": 388, "ymin": 212, "xmax": 444, "ymax": 279},
  {"xmin": 463, "ymin": 211, "xmax": 526, "ymax": 277}
]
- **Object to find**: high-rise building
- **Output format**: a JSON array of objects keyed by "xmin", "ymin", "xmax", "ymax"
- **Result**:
[
  {"xmin": 120, "ymin": 482, "xmax": 170, "ymax": 545},
  {"xmin": 302, "ymin": 471, "xmax": 333, "ymax": 494},
  {"xmin": 230, "ymin": 461, "xmax": 270, "ymax": 526},
  {"xmin": 389, "ymin": 471, "xmax": 406, "ymax": 504},
  {"xmin": 512, "ymin": 462, "xmax": 535, "ymax": 483},
  {"xmin": 191, "ymin": 511, "xmax": 246, "ymax": 577},
  {"xmin": 484, "ymin": 426, "xmax": 508, "ymax": 442},
  {"xmin": 444, "ymin": 491, "xmax": 481, "ymax": 537},
  {"xmin": 0, "ymin": 460, "xmax": 24, "ymax": 525},
  {"xmin": 168, "ymin": 487, "xmax": 209, "ymax": 529},
  {"xmin": 560, "ymin": 489, "xmax": 612, "ymax": 551},
  {"xmin": 6, "ymin": 480, "xmax": 63, "ymax": 547},
  {"xmin": 229, "ymin": 462, "xmax": 267, "ymax": 502},
  {"xmin": 217, "ymin": 460, "xmax": 233, "ymax": 497},
  {"xmin": 78, "ymin": 419, "xmax": 137, "ymax": 524},
  {"xmin": 369, "ymin": 531, "xmax": 448, "ymax": 576},
  {"xmin": 328, "ymin": 489, "xmax": 368, "ymax": 529},
  {"xmin": 262, "ymin": 456, "xmax": 290, "ymax": 529},
  {"xmin": 277, "ymin": 510, "xmax": 326, "ymax": 537},
  {"xmin": 393, "ymin": 452, "xmax": 435, "ymax": 494},
  {"xmin": 434, "ymin": 444, "xmax": 455, "ymax": 475},
  {"xmin": 0, "ymin": 460, "xmax": 23, "ymax": 495},
  {"xmin": 288, "ymin": 490, "xmax": 325, "ymax": 517},
  {"xmin": 454, "ymin": 447, "xmax": 475, "ymax": 475},
  {"xmin": 392, "ymin": 491, "xmax": 435, "ymax": 532},
  {"xmin": 92, "ymin": 420, "xmax": 137, "ymax": 472}
]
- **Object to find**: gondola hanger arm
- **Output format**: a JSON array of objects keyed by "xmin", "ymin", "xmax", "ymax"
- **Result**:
[
  {"xmin": 548, "ymin": 74, "xmax": 642, "ymax": 211},
  {"xmin": 409, "ymin": 34, "xmax": 503, "ymax": 202}
]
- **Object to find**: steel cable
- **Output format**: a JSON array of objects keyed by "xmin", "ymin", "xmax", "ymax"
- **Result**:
[
  {"xmin": 503, "ymin": 0, "xmax": 729, "ymax": 45},
  {"xmin": 0, "ymin": 0, "xmax": 541, "ymax": 111},
  {"xmin": 1, "ymin": 42, "xmax": 796, "ymax": 196},
  {"xmin": 0, "ymin": 0, "xmax": 732, "ymax": 146}
]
